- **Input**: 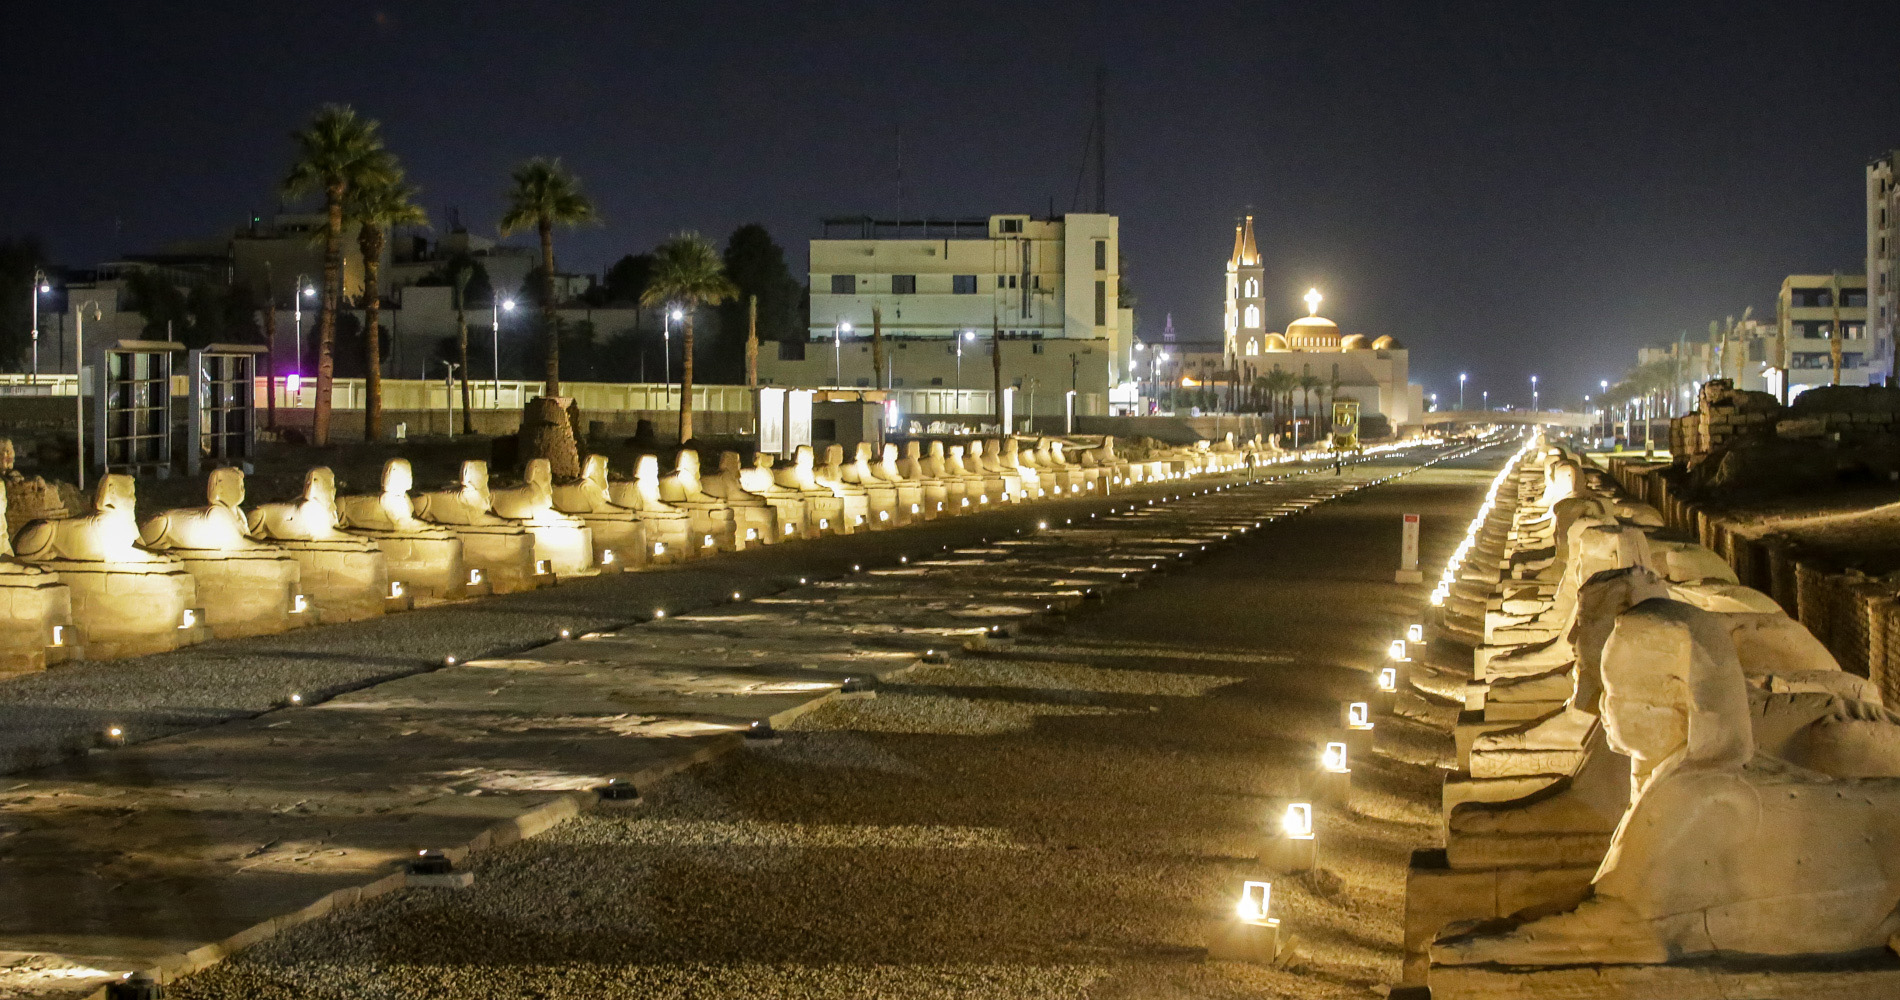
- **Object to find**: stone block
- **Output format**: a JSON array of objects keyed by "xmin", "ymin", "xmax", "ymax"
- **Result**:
[
  {"xmin": 174, "ymin": 551, "xmax": 304, "ymax": 640},
  {"xmin": 276, "ymin": 543, "xmax": 390, "ymax": 623},
  {"xmin": 368, "ymin": 534, "xmax": 467, "ymax": 602},
  {"xmin": 48, "ymin": 563, "xmax": 200, "ymax": 659}
]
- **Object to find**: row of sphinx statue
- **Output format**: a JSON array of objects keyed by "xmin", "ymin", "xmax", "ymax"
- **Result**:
[
  {"xmin": 1403, "ymin": 437, "xmax": 1900, "ymax": 990},
  {"xmin": 0, "ymin": 434, "xmax": 1276, "ymax": 669}
]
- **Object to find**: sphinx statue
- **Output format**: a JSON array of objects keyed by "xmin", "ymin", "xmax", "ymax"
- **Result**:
[
  {"xmin": 410, "ymin": 460, "xmax": 545, "ymax": 592},
  {"xmin": 607, "ymin": 455, "xmax": 694, "ymax": 562},
  {"xmin": 0, "ymin": 476, "xmax": 73, "ymax": 673},
  {"xmin": 490, "ymin": 458, "xmax": 597, "ymax": 577},
  {"xmin": 1004, "ymin": 437, "xmax": 1044, "ymax": 498},
  {"xmin": 840, "ymin": 443, "xmax": 899, "ymax": 527},
  {"xmin": 1439, "ymin": 598, "xmax": 1900, "ymax": 966},
  {"xmin": 0, "ymin": 439, "xmax": 81, "ymax": 538},
  {"xmin": 550, "ymin": 454, "xmax": 648, "ymax": 569},
  {"xmin": 871, "ymin": 443, "xmax": 924, "ymax": 525},
  {"xmin": 248, "ymin": 467, "xmax": 391, "ymax": 622},
  {"xmin": 699, "ymin": 451, "xmax": 783, "ymax": 545},
  {"xmin": 734, "ymin": 452, "xmax": 808, "ymax": 540},
  {"xmin": 966, "ymin": 439, "xmax": 1020, "ymax": 504},
  {"xmin": 657, "ymin": 450, "xmax": 739, "ymax": 551},
  {"xmin": 336, "ymin": 459, "xmax": 469, "ymax": 602},
  {"xmin": 926, "ymin": 441, "xmax": 974, "ymax": 510},
  {"xmin": 815, "ymin": 444, "xmax": 872, "ymax": 529},
  {"xmin": 15, "ymin": 474, "xmax": 201, "ymax": 658},
  {"xmin": 139, "ymin": 467, "xmax": 304, "ymax": 639},
  {"xmin": 900, "ymin": 441, "xmax": 949, "ymax": 518},
  {"xmin": 773, "ymin": 446, "xmax": 846, "ymax": 534}
]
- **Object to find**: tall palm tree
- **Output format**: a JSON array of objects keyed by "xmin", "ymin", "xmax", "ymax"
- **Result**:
[
  {"xmin": 451, "ymin": 261, "xmax": 475, "ymax": 434},
  {"xmin": 346, "ymin": 169, "xmax": 427, "ymax": 441},
  {"xmin": 1298, "ymin": 373, "xmax": 1324, "ymax": 440},
  {"xmin": 640, "ymin": 233, "xmax": 737, "ymax": 443},
  {"xmin": 1263, "ymin": 368, "xmax": 1295, "ymax": 436},
  {"xmin": 282, "ymin": 104, "xmax": 394, "ymax": 446},
  {"xmin": 499, "ymin": 158, "xmax": 596, "ymax": 396}
]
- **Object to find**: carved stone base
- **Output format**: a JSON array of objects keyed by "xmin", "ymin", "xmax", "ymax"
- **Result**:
[
  {"xmin": 357, "ymin": 533, "xmax": 467, "ymax": 602},
  {"xmin": 43, "ymin": 562, "xmax": 200, "ymax": 659},
  {"xmin": 272, "ymin": 541, "xmax": 389, "ymax": 624},
  {"xmin": 173, "ymin": 551, "xmax": 305, "ymax": 640},
  {"xmin": 447, "ymin": 527, "xmax": 542, "ymax": 594},
  {"xmin": 0, "ymin": 573, "xmax": 72, "ymax": 673}
]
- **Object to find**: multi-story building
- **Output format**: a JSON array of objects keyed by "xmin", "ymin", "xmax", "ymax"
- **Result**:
[
  {"xmin": 761, "ymin": 213, "xmax": 1134, "ymax": 419},
  {"xmin": 1868, "ymin": 152, "xmax": 1898, "ymax": 383},
  {"xmin": 1778, "ymin": 273, "xmax": 1871, "ymax": 394}
]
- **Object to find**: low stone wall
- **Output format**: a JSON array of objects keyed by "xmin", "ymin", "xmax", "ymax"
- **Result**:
[
  {"xmin": 268, "ymin": 407, "xmax": 757, "ymax": 443},
  {"xmin": 1607, "ymin": 456, "xmax": 1900, "ymax": 702}
]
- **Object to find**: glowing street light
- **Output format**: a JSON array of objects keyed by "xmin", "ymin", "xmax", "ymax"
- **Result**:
[
  {"xmin": 492, "ymin": 297, "xmax": 516, "ymax": 398},
  {"xmin": 1459, "ymin": 372, "xmax": 1467, "ymax": 411}
]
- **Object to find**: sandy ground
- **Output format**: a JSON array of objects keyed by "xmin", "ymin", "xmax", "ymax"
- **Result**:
[{"xmin": 158, "ymin": 450, "xmax": 1500, "ymax": 1000}]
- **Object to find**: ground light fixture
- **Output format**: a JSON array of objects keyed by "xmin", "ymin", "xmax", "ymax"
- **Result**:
[
  {"xmin": 1322, "ymin": 741, "xmax": 1350, "ymax": 773},
  {"xmin": 1235, "ymin": 880, "xmax": 1278, "ymax": 924},
  {"xmin": 1407, "ymin": 622, "xmax": 1423, "ymax": 643},
  {"xmin": 1388, "ymin": 639, "xmax": 1409, "ymax": 661},
  {"xmin": 443, "ymin": 655, "xmax": 457, "ymax": 666},
  {"xmin": 1346, "ymin": 702, "xmax": 1372, "ymax": 729},
  {"xmin": 652, "ymin": 609, "xmax": 665, "ymax": 619},
  {"xmin": 1281, "ymin": 802, "xmax": 1315, "ymax": 840},
  {"xmin": 1377, "ymin": 667, "xmax": 1398, "ymax": 692},
  {"xmin": 289, "ymin": 692, "xmax": 303, "ymax": 705}
]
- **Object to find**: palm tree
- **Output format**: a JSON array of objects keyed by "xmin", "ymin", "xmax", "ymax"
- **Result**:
[
  {"xmin": 451, "ymin": 261, "xmax": 475, "ymax": 434},
  {"xmin": 1263, "ymin": 368, "xmax": 1295, "ymax": 436},
  {"xmin": 282, "ymin": 104, "xmax": 394, "ymax": 446},
  {"xmin": 345, "ymin": 169, "xmax": 427, "ymax": 441},
  {"xmin": 640, "ymin": 233, "xmax": 737, "ymax": 443},
  {"xmin": 1298, "ymin": 373, "xmax": 1324, "ymax": 440},
  {"xmin": 499, "ymin": 158, "xmax": 596, "ymax": 396}
]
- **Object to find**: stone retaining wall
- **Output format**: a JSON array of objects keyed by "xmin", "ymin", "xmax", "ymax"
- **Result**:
[{"xmin": 1607, "ymin": 456, "xmax": 1900, "ymax": 703}]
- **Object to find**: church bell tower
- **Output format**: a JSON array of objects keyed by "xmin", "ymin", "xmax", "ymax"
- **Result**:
[{"xmin": 1224, "ymin": 214, "xmax": 1267, "ymax": 361}]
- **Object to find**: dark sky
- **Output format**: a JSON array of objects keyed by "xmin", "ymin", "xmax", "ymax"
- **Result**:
[{"xmin": 3, "ymin": 1, "xmax": 1897, "ymax": 407}]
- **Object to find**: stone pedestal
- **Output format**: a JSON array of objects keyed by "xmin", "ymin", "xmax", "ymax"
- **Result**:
[
  {"xmin": 272, "ymin": 541, "xmax": 390, "ymax": 623},
  {"xmin": 1207, "ymin": 919, "xmax": 1282, "ymax": 963},
  {"xmin": 521, "ymin": 520, "xmax": 595, "ymax": 579},
  {"xmin": 449, "ymin": 527, "xmax": 545, "ymax": 594},
  {"xmin": 46, "ymin": 562, "xmax": 201, "ymax": 659},
  {"xmin": 1257, "ymin": 835, "xmax": 1318, "ymax": 874},
  {"xmin": 172, "ymin": 550, "xmax": 306, "ymax": 640},
  {"xmin": 1346, "ymin": 727, "xmax": 1375, "ymax": 762},
  {"xmin": 361, "ymin": 533, "xmax": 467, "ymax": 603},
  {"xmin": 0, "ymin": 572, "xmax": 73, "ymax": 674}
]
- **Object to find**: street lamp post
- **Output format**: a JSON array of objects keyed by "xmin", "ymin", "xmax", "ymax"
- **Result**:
[
  {"xmin": 1459, "ymin": 372, "xmax": 1467, "ymax": 411},
  {"xmin": 667, "ymin": 307, "xmax": 684, "ymax": 408},
  {"xmin": 290, "ymin": 275, "xmax": 313, "ymax": 378},
  {"xmin": 1530, "ymin": 374, "xmax": 1539, "ymax": 412},
  {"xmin": 1599, "ymin": 379, "xmax": 1610, "ymax": 441},
  {"xmin": 833, "ymin": 320, "xmax": 851, "ymax": 386},
  {"xmin": 30, "ymin": 270, "xmax": 50, "ymax": 385},
  {"xmin": 74, "ymin": 299, "xmax": 98, "ymax": 490},
  {"xmin": 956, "ymin": 329, "xmax": 974, "ymax": 417},
  {"xmin": 492, "ymin": 297, "xmax": 515, "ymax": 404},
  {"xmin": 1481, "ymin": 389, "xmax": 1488, "ymax": 411}
]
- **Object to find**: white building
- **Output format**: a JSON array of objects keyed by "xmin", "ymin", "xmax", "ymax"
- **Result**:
[
  {"xmin": 760, "ymin": 213, "xmax": 1134, "ymax": 420},
  {"xmin": 1778, "ymin": 272, "xmax": 1871, "ymax": 392},
  {"xmin": 1215, "ymin": 216, "xmax": 1422, "ymax": 426},
  {"xmin": 1867, "ymin": 151, "xmax": 1899, "ymax": 382}
]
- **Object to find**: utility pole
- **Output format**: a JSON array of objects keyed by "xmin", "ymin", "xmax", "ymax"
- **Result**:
[
  {"xmin": 991, "ymin": 313, "xmax": 1004, "ymax": 432},
  {"xmin": 745, "ymin": 294, "xmax": 759, "ymax": 388},
  {"xmin": 871, "ymin": 305, "xmax": 885, "ymax": 391}
]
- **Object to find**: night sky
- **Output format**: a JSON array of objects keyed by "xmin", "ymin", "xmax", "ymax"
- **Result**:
[{"xmin": 3, "ymin": 1, "xmax": 1897, "ymax": 407}]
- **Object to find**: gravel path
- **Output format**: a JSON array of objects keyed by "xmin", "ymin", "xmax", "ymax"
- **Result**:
[{"xmin": 160, "ymin": 446, "xmax": 1505, "ymax": 1000}]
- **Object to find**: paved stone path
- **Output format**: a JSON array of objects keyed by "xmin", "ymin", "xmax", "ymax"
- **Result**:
[{"xmin": 0, "ymin": 444, "xmax": 1488, "ymax": 999}]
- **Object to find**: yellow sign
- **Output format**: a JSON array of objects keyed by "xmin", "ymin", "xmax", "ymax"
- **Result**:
[{"xmin": 1332, "ymin": 400, "xmax": 1360, "ymax": 450}]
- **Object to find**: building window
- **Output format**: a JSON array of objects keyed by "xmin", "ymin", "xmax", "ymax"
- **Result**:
[
  {"xmin": 892, "ymin": 274, "xmax": 916, "ymax": 294},
  {"xmin": 1005, "ymin": 275, "xmax": 1017, "ymax": 289},
  {"xmin": 1094, "ymin": 280, "xmax": 1106, "ymax": 326},
  {"xmin": 1032, "ymin": 343, "xmax": 1043, "ymax": 354},
  {"xmin": 1244, "ymin": 278, "xmax": 1259, "ymax": 298},
  {"xmin": 1032, "ymin": 275, "xmax": 1041, "ymax": 290},
  {"xmin": 830, "ymin": 275, "xmax": 855, "ymax": 294},
  {"xmin": 892, "ymin": 377, "xmax": 904, "ymax": 387},
  {"xmin": 1243, "ymin": 304, "xmax": 1260, "ymax": 329},
  {"xmin": 930, "ymin": 376, "xmax": 943, "ymax": 385},
  {"xmin": 1845, "ymin": 290, "xmax": 1868, "ymax": 307},
  {"xmin": 1244, "ymin": 340, "xmax": 1258, "ymax": 357},
  {"xmin": 999, "ymin": 218, "xmax": 1023, "ymax": 234},
  {"xmin": 952, "ymin": 274, "xmax": 976, "ymax": 294},
  {"xmin": 1094, "ymin": 240, "xmax": 1107, "ymax": 270}
]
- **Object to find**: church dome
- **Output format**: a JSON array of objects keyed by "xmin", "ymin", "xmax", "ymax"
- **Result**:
[
  {"xmin": 1339, "ymin": 333, "xmax": 1368, "ymax": 351},
  {"xmin": 1371, "ymin": 334, "xmax": 1404, "ymax": 350},
  {"xmin": 1285, "ymin": 315, "xmax": 1341, "ymax": 350},
  {"xmin": 1262, "ymin": 332, "xmax": 1289, "ymax": 352}
]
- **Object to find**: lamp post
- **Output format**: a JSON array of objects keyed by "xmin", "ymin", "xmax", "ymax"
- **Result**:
[
  {"xmin": 666, "ymin": 307, "xmax": 683, "ymax": 410},
  {"xmin": 833, "ymin": 319, "xmax": 851, "ymax": 386},
  {"xmin": 292, "ymin": 275, "xmax": 315, "ymax": 377},
  {"xmin": 1481, "ymin": 389, "xmax": 1488, "ymax": 411},
  {"xmin": 73, "ymin": 300, "xmax": 98, "ymax": 490},
  {"xmin": 1600, "ymin": 379, "xmax": 1610, "ymax": 440},
  {"xmin": 956, "ymin": 329, "xmax": 974, "ymax": 417},
  {"xmin": 29, "ymin": 270, "xmax": 50, "ymax": 384},
  {"xmin": 1530, "ymin": 374, "xmax": 1539, "ymax": 412},
  {"xmin": 1458, "ymin": 372, "xmax": 1467, "ymax": 411},
  {"xmin": 492, "ymin": 297, "xmax": 515, "ymax": 403}
]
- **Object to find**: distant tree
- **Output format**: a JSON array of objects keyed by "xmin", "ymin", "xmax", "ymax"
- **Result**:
[
  {"xmin": 720, "ymin": 224, "xmax": 800, "ymax": 341},
  {"xmin": 589, "ymin": 253, "xmax": 655, "ymax": 306},
  {"xmin": 331, "ymin": 312, "xmax": 391, "ymax": 380},
  {"xmin": 121, "ymin": 269, "xmax": 191, "ymax": 340},
  {"xmin": 345, "ymin": 168, "xmax": 428, "ymax": 440},
  {"xmin": 282, "ymin": 104, "xmax": 395, "ymax": 445},
  {"xmin": 499, "ymin": 157, "xmax": 596, "ymax": 396},
  {"xmin": 1298, "ymin": 373, "xmax": 1324, "ymax": 431},
  {"xmin": 641, "ymin": 233, "xmax": 737, "ymax": 443}
]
